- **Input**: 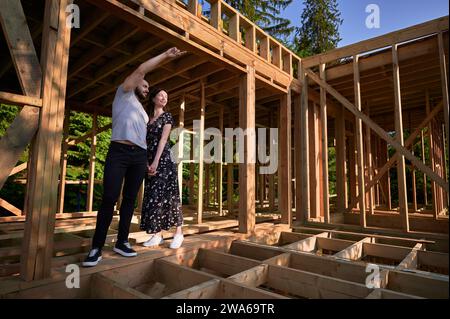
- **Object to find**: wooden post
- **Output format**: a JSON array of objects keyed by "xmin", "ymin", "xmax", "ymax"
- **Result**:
[
  {"xmin": 421, "ymin": 130, "xmax": 427, "ymax": 207},
  {"xmin": 197, "ymin": 82, "xmax": 205, "ymax": 224},
  {"xmin": 300, "ymin": 65, "xmax": 310, "ymax": 221},
  {"xmin": 269, "ymin": 109, "xmax": 276, "ymax": 213},
  {"xmin": 426, "ymin": 91, "xmax": 437, "ymax": 218},
  {"xmin": 392, "ymin": 45, "xmax": 409, "ymax": 232},
  {"xmin": 442, "ymin": 124, "xmax": 449, "ymax": 208},
  {"xmin": 335, "ymin": 105, "xmax": 346, "ymax": 214},
  {"xmin": 189, "ymin": 134, "xmax": 194, "ymax": 206},
  {"xmin": 411, "ymin": 146, "xmax": 418, "ymax": 212},
  {"xmin": 210, "ymin": 0, "xmax": 221, "ymax": 29},
  {"xmin": 218, "ymin": 104, "xmax": 224, "ymax": 215},
  {"xmin": 279, "ymin": 90, "xmax": 292, "ymax": 225},
  {"xmin": 205, "ymin": 164, "xmax": 210, "ymax": 207},
  {"xmin": 178, "ymin": 95, "xmax": 185, "ymax": 204},
  {"xmin": 353, "ymin": 55, "xmax": 366, "ymax": 228},
  {"xmin": 365, "ymin": 107, "xmax": 374, "ymax": 215},
  {"xmin": 438, "ymin": 32, "xmax": 449, "ymax": 153},
  {"xmin": 227, "ymin": 109, "xmax": 234, "ymax": 215},
  {"xmin": 320, "ymin": 64, "xmax": 330, "ymax": 223},
  {"xmin": 238, "ymin": 66, "xmax": 256, "ymax": 233},
  {"xmin": 86, "ymin": 113, "xmax": 97, "ymax": 212},
  {"xmin": 21, "ymin": 0, "xmax": 71, "ymax": 281},
  {"xmin": 57, "ymin": 109, "xmax": 70, "ymax": 214},
  {"xmin": 309, "ymin": 102, "xmax": 320, "ymax": 219},
  {"xmin": 348, "ymin": 134, "xmax": 357, "ymax": 210}
]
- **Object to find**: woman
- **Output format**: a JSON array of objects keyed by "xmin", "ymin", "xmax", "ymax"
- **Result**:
[{"xmin": 140, "ymin": 88, "xmax": 184, "ymax": 249}]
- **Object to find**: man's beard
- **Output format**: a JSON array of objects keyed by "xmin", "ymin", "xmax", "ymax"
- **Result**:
[{"xmin": 134, "ymin": 88, "xmax": 146, "ymax": 101}]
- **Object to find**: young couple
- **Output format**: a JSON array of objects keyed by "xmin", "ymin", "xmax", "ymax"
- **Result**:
[{"xmin": 83, "ymin": 47, "xmax": 186, "ymax": 267}]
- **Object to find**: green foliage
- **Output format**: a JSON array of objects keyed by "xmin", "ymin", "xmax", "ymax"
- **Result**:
[{"xmin": 294, "ymin": 0, "xmax": 343, "ymax": 57}]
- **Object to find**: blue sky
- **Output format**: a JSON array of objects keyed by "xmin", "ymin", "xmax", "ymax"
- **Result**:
[{"xmin": 281, "ymin": 0, "xmax": 449, "ymax": 47}]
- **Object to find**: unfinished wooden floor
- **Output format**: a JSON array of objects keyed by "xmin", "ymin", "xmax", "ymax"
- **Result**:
[{"xmin": 0, "ymin": 223, "xmax": 448, "ymax": 299}]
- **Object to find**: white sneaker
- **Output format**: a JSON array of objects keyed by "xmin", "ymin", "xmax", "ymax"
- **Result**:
[
  {"xmin": 143, "ymin": 234, "xmax": 164, "ymax": 247},
  {"xmin": 170, "ymin": 234, "xmax": 184, "ymax": 249}
]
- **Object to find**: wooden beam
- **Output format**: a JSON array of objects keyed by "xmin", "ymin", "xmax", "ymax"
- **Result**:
[
  {"xmin": 302, "ymin": 16, "xmax": 449, "ymax": 68},
  {"xmin": 238, "ymin": 66, "xmax": 256, "ymax": 233},
  {"xmin": 353, "ymin": 55, "xmax": 366, "ymax": 228},
  {"xmin": 305, "ymin": 69, "xmax": 449, "ymax": 193},
  {"xmin": 21, "ymin": 0, "xmax": 72, "ymax": 281},
  {"xmin": 218, "ymin": 104, "xmax": 224, "ymax": 215},
  {"xmin": 279, "ymin": 90, "xmax": 292, "ymax": 225},
  {"xmin": 8, "ymin": 162, "xmax": 27, "ymax": 177},
  {"xmin": 0, "ymin": 0, "xmax": 42, "ymax": 190},
  {"xmin": 0, "ymin": 92, "xmax": 42, "ymax": 108},
  {"xmin": 0, "ymin": 198, "xmax": 21, "ymax": 216}
]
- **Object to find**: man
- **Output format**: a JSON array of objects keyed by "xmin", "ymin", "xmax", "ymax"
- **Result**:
[{"xmin": 83, "ymin": 47, "xmax": 185, "ymax": 267}]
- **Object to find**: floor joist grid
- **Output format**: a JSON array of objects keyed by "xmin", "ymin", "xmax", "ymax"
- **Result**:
[{"xmin": 1, "ymin": 225, "xmax": 446, "ymax": 299}]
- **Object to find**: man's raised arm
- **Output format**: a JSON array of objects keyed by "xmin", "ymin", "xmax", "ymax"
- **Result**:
[{"xmin": 122, "ymin": 47, "xmax": 186, "ymax": 92}]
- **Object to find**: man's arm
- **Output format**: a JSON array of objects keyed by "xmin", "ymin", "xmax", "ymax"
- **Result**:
[{"xmin": 122, "ymin": 47, "xmax": 185, "ymax": 92}]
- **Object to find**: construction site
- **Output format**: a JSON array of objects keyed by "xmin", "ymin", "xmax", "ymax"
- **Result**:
[{"xmin": 0, "ymin": 0, "xmax": 448, "ymax": 299}]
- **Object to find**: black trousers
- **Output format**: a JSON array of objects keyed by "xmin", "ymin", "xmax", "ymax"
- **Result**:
[{"xmin": 92, "ymin": 141, "xmax": 147, "ymax": 249}]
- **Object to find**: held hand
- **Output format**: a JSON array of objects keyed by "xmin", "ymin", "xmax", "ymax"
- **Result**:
[
  {"xmin": 165, "ymin": 47, "xmax": 187, "ymax": 58},
  {"xmin": 148, "ymin": 161, "xmax": 159, "ymax": 176}
]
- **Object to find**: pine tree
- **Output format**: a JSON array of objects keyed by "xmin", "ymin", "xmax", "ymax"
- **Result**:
[
  {"xmin": 223, "ymin": 0, "xmax": 294, "ymax": 44},
  {"xmin": 294, "ymin": 0, "xmax": 343, "ymax": 57}
]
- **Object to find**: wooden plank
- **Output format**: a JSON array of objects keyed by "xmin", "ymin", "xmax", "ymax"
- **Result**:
[
  {"xmin": 267, "ymin": 264, "xmax": 371, "ymax": 299},
  {"xmin": 163, "ymin": 279, "xmax": 221, "ymax": 299},
  {"xmin": 57, "ymin": 109, "xmax": 70, "ymax": 214},
  {"xmin": 293, "ymin": 93, "xmax": 302, "ymax": 222},
  {"xmin": 8, "ymin": 162, "xmax": 27, "ymax": 177},
  {"xmin": 305, "ymin": 69, "xmax": 449, "ymax": 193},
  {"xmin": 392, "ymin": 44, "xmax": 409, "ymax": 232},
  {"xmin": 0, "ymin": 198, "xmax": 21, "ymax": 216},
  {"xmin": 178, "ymin": 96, "xmax": 185, "ymax": 203},
  {"xmin": 279, "ymin": 90, "xmax": 292, "ymax": 225},
  {"xmin": 302, "ymin": 16, "xmax": 449, "ymax": 68},
  {"xmin": 387, "ymin": 270, "xmax": 449, "ymax": 299},
  {"xmin": 0, "ymin": 92, "xmax": 42, "ymax": 108},
  {"xmin": 238, "ymin": 66, "xmax": 256, "ymax": 233},
  {"xmin": 218, "ymin": 104, "xmax": 223, "ymax": 215},
  {"xmin": 86, "ymin": 113, "xmax": 97, "ymax": 212},
  {"xmin": 227, "ymin": 264, "xmax": 268, "ymax": 287},
  {"xmin": 197, "ymin": 82, "xmax": 205, "ymax": 224},
  {"xmin": 283, "ymin": 232, "xmax": 329, "ymax": 252},
  {"xmin": 21, "ymin": 0, "xmax": 71, "ymax": 281},
  {"xmin": 309, "ymin": 102, "xmax": 321, "ymax": 219},
  {"xmin": 335, "ymin": 105, "xmax": 347, "ymax": 213},
  {"xmin": 0, "ymin": 0, "xmax": 42, "ymax": 190},
  {"xmin": 334, "ymin": 237, "xmax": 373, "ymax": 260},
  {"xmin": 397, "ymin": 243, "xmax": 423, "ymax": 270},
  {"xmin": 197, "ymin": 248, "xmax": 261, "ymax": 276},
  {"xmin": 421, "ymin": 130, "xmax": 428, "ymax": 206},
  {"xmin": 320, "ymin": 64, "xmax": 330, "ymax": 223},
  {"xmin": 353, "ymin": 55, "xmax": 366, "ymax": 227}
]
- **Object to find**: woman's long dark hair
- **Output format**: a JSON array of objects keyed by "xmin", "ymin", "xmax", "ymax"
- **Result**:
[{"xmin": 147, "ymin": 87, "xmax": 166, "ymax": 118}]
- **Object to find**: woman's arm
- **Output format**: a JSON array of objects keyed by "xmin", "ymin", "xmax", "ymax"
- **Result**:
[{"xmin": 148, "ymin": 124, "xmax": 172, "ymax": 175}]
